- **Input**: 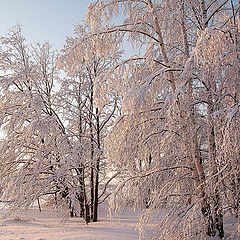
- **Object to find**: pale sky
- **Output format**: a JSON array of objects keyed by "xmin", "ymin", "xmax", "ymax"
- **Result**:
[{"xmin": 0, "ymin": 0, "xmax": 93, "ymax": 49}]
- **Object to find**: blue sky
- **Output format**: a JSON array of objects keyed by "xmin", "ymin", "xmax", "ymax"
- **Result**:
[{"xmin": 0, "ymin": 0, "xmax": 93, "ymax": 49}]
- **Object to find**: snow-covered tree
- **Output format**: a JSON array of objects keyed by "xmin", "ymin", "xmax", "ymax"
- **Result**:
[
  {"xmin": 0, "ymin": 26, "xmax": 68, "ymax": 209},
  {"xmin": 86, "ymin": 0, "xmax": 240, "ymax": 238},
  {"xmin": 58, "ymin": 24, "xmax": 122, "ymax": 222},
  {"xmin": 0, "ymin": 26, "xmax": 93, "ymax": 222},
  {"xmin": 0, "ymin": 23, "xmax": 121, "ymax": 224}
]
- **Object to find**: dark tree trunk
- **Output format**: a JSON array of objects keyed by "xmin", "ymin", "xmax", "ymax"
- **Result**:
[
  {"xmin": 89, "ymin": 77, "xmax": 94, "ymax": 221},
  {"xmin": 206, "ymin": 87, "xmax": 224, "ymax": 238},
  {"xmin": 93, "ymin": 108, "xmax": 100, "ymax": 222}
]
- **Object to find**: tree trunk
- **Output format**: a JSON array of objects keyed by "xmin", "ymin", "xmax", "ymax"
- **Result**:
[
  {"xmin": 181, "ymin": 2, "xmax": 218, "ymax": 236},
  {"xmin": 83, "ymin": 176, "xmax": 90, "ymax": 224},
  {"xmin": 84, "ymin": 202, "xmax": 90, "ymax": 224},
  {"xmin": 205, "ymin": 86, "xmax": 224, "ymax": 238},
  {"xmin": 90, "ymin": 158, "xmax": 94, "ymax": 220},
  {"xmin": 89, "ymin": 77, "xmax": 94, "ymax": 220},
  {"xmin": 93, "ymin": 108, "xmax": 100, "ymax": 222},
  {"xmin": 148, "ymin": 0, "xmax": 176, "ymax": 94},
  {"xmin": 37, "ymin": 198, "xmax": 42, "ymax": 212},
  {"xmin": 77, "ymin": 166, "xmax": 85, "ymax": 218}
]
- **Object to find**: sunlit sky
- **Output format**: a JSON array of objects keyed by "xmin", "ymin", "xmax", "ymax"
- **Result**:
[{"xmin": 0, "ymin": 0, "xmax": 93, "ymax": 49}]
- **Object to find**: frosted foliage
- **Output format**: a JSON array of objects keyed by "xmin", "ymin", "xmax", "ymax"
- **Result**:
[
  {"xmin": 87, "ymin": 0, "xmax": 240, "ymax": 239},
  {"xmin": 58, "ymin": 24, "xmax": 122, "ymax": 109},
  {"xmin": 56, "ymin": 23, "xmax": 123, "ymax": 223},
  {"xmin": 0, "ymin": 26, "xmax": 83, "ymax": 212}
]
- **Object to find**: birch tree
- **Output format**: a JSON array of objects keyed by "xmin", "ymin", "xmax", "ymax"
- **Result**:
[
  {"xmin": 0, "ymin": 26, "xmax": 68, "ymax": 209},
  {"xmin": 0, "ymin": 26, "xmax": 88, "ymax": 220},
  {"xmin": 0, "ymin": 24, "xmax": 121, "ymax": 224},
  {"xmin": 86, "ymin": 0, "xmax": 239, "ymax": 238},
  {"xmin": 58, "ymin": 24, "xmax": 121, "ymax": 222}
]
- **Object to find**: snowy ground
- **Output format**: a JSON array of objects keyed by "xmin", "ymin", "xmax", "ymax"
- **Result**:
[
  {"xmin": 0, "ymin": 204, "xmax": 140, "ymax": 240},
  {"xmin": 0, "ymin": 204, "xmax": 238, "ymax": 240}
]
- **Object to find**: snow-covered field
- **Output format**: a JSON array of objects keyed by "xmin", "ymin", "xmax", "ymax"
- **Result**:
[
  {"xmin": 0, "ymin": 204, "xmax": 140, "ymax": 240},
  {"xmin": 0, "ymin": 204, "xmax": 238, "ymax": 240}
]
